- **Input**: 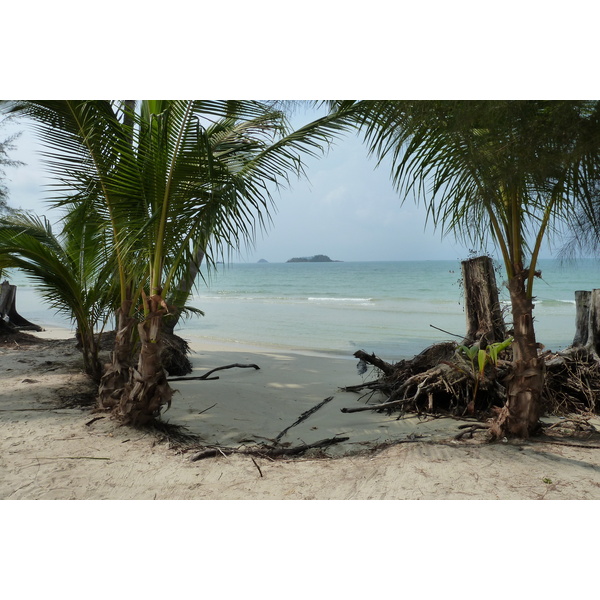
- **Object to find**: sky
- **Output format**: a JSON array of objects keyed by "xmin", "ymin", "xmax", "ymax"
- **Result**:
[
  {"xmin": 0, "ymin": 104, "xmax": 564, "ymax": 265},
  {"xmin": 1, "ymin": 104, "xmax": 471, "ymax": 263}
]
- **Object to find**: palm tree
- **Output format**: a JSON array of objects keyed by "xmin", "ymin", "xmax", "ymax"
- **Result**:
[
  {"xmin": 0, "ymin": 210, "xmax": 112, "ymax": 380},
  {"xmin": 334, "ymin": 100, "xmax": 600, "ymax": 438},
  {"xmin": 3, "ymin": 100, "xmax": 355, "ymax": 424}
]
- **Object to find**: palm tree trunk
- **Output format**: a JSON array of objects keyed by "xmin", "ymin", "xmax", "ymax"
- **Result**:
[
  {"xmin": 116, "ymin": 294, "xmax": 173, "ymax": 424},
  {"xmin": 492, "ymin": 269, "xmax": 544, "ymax": 438},
  {"xmin": 97, "ymin": 299, "xmax": 136, "ymax": 410},
  {"xmin": 76, "ymin": 327, "xmax": 102, "ymax": 383}
]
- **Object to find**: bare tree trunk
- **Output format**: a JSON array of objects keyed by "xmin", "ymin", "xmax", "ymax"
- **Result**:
[
  {"xmin": 461, "ymin": 256, "xmax": 506, "ymax": 346},
  {"xmin": 491, "ymin": 269, "xmax": 544, "ymax": 438}
]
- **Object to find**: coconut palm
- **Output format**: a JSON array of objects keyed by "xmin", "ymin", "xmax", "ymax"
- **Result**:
[
  {"xmin": 0, "ymin": 210, "xmax": 112, "ymax": 380},
  {"xmin": 334, "ymin": 100, "xmax": 600, "ymax": 438},
  {"xmin": 3, "ymin": 100, "xmax": 355, "ymax": 424}
]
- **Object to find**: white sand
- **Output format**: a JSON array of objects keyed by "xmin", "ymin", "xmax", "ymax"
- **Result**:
[{"xmin": 2, "ymin": 332, "xmax": 600, "ymax": 500}]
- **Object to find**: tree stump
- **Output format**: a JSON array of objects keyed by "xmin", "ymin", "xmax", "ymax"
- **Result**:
[
  {"xmin": 461, "ymin": 256, "xmax": 506, "ymax": 347},
  {"xmin": 573, "ymin": 290, "xmax": 591, "ymax": 348},
  {"xmin": 573, "ymin": 289, "xmax": 600, "ymax": 354},
  {"xmin": 0, "ymin": 280, "xmax": 42, "ymax": 332}
]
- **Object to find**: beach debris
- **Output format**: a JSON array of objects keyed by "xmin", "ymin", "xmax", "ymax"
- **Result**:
[
  {"xmin": 189, "ymin": 436, "xmax": 350, "ymax": 462},
  {"xmin": 274, "ymin": 396, "xmax": 334, "ymax": 443},
  {"xmin": 357, "ymin": 359, "xmax": 368, "ymax": 375},
  {"xmin": 251, "ymin": 456, "xmax": 263, "ymax": 477},
  {"xmin": 197, "ymin": 402, "xmax": 218, "ymax": 416},
  {"xmin": 342, "ymin": 338, "xmax": 600, "ymax": 442},
  {"xmin": 168, "ymin": 363, "xmax": 260, "ymax": 382}
]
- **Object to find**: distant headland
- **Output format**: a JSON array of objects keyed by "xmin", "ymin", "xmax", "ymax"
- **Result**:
[{"xmin": 286, "ymin": 254, "xmax": 342, "ymax": 263}]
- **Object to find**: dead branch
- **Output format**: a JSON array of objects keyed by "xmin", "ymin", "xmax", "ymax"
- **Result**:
[
  {"xmin": 168, "ymin": 363, "xmax": 260, "ymax": 382},
  {"xmin": 189, "ymin": 436, "xmax": 350, "ymax": 462},
  {"xmin": 275, "ymin": 396, "xmax": 334, "ymax": 442},
  {"xmin": 353, "ymin": 350, "xmax": 394, "ymax": 376},
  {"xmin": 341, "ymin": 381, "xmax": 387, "ymax": 393},
  {"xmin": 454, "ymin": 423, "xmax": 491, "ymax": 440},
  {"xmin": 341, "ymin": 396, "xmax": 413, "ymax": 413},
  {"xmin": 250, "ymin": 456, "xmax": 263, "ymax": 477}
]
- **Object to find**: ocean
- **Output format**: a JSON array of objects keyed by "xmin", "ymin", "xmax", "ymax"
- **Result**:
[{"xmin": 6, "ymin": 259, "xmax": 600, "ymax": 361}]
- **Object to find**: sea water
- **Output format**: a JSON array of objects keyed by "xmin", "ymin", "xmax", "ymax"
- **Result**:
[{"xmin": 6, "ymin": 259, "xmax": 600, "ymax": 361}]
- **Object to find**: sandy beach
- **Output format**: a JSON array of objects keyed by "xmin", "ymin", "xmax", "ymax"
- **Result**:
[{"xmin": 2, "ymin": 329, "xmax": 600, "ymax": 501}]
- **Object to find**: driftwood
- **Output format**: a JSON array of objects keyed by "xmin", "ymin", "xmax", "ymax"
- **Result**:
[
  {"xmin": 345, "ymin": 341, "xmax": 600, "ymax": 422},
  {"xmin": 189, "ymin": 436, "xmax": 350, "ymax": 461},
  {"xmin": 275, "ymin": 396, "xmax": 334, "ymax": 442},
  {"xmin": 168, "ymin": 363, "xmax": 260, "ymax": 382}
]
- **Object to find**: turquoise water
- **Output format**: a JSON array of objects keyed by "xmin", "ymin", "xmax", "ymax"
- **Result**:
[{"xmin": 7, "ymin": 259, "xmax": 600, "ymax": 360}]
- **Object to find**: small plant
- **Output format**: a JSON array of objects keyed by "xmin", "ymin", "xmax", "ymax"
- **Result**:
[
  {"xmin": 456, "ymin": 337, "xmax": 514, "ymax": 412},
  {"xmin": 542, "ymin": 477, "xmax": 553, "ymax": 485}
]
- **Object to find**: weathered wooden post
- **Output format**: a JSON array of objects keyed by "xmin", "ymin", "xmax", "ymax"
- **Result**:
[{"xmin": 461, "ymin": 256, "xmax": 507, "ymax": 347}]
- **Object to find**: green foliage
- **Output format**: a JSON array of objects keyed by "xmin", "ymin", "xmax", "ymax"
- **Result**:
[
  {"xmin": 3, "ymin": 100, "xmax": 352, "ymax": 318},
  {"xmin": 0, "ymin": 211, "xmax": 111, "ymax": 379},
  {"xmin": 0, "ymin": 100, "xmax": 357, "ymax": 396},
  {"xmin": 456, "ymin": 337, "xmax": 514, "ymax": 405},
  {"xmin": 329, "ymin": 100, "xmax": 600, "ymax": 300},
  {"xmin": 0, "ymin": 115, "xmax": 24, "ymax": 212},
  {"xmin": 458, "ymin": 337, "xmax": 513, "ymax": 373}
]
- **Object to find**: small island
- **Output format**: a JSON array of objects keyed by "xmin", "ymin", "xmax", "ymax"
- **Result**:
[{"xmin": 286, "ymin": 254, "xmax": 341, "ymax": 263}]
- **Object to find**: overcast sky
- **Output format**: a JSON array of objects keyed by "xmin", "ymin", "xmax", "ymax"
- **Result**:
[
  {"xmin": 246, "ymin": 105, "xmax": 471, "ymax": 263},
  {"xmin": 0, "ymin": 104, "xmax": 565, "ymax": 264}
]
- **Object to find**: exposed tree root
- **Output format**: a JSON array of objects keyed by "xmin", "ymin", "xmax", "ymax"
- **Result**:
[
  {"xmin": 343, "ymin": 342, "xmax": 505, "ymax": 417},
  {"xmin": 343, "ymin": 342, "xmax": 600, "ymax": 431}
]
